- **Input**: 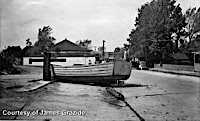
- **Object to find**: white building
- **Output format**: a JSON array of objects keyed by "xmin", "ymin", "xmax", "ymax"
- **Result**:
[{"xmin": 22, "ymin": 39, "xmax": 95, "ymax": 66}]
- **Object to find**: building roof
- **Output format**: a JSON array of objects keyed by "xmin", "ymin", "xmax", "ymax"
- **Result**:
[
  {"xmin": 50, "ymin": 39, "xmax": 89, "ymax": 52},
  {"xmin": 21, "ymin": 46, "xmax": 36, "ymax": 57},
  {"xmin": 22, "ymin": 39, "xmax": 92, "ymax": 57},
  {"xmin": 192, "ymin": 51, "xmax": 200, "ymax": 55},
  {"xmin": 107, "ymin": 52, "xmax": 123, "ymax": 55},
  {"xmin": 170, "ymin": 53, "xmax": 189, "ymax": 60}
]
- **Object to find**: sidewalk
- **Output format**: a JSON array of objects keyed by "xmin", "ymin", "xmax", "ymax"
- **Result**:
[{"xmin": 149, "ymin": 68, "xmax": 200, "ymax": 77}]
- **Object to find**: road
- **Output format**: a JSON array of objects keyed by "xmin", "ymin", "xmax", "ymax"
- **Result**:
[
  {"xmin": 1, "ymin": 69, "xmax": 200, "ymax": 121},
  {"xmin": 116, "ymin": 70, "xmax": 200, "ymax": 121}
]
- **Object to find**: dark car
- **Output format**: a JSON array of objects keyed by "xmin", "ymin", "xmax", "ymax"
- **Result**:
[{"xmin": 131, "ymin": 61, "xmax": 139, "ymax": 68}]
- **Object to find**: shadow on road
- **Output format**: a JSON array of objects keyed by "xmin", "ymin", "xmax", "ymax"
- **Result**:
[
  {"xmin": 111, "ymin": 83, "xmax": 149, "ymax": 88},
  {"xmin": 53, "ymin": 79, "xmax": 150, "ymax": 88}
]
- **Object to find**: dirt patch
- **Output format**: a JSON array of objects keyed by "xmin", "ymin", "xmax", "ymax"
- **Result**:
[
  {"xmin": 16, "ymin": 66, "xmax": 43, "ymax": 74},
  {"xmin": 28, "ymin": 79, "xmax": 42, "ymax": 82},
  {"xmin": 0, "ymin": 65, "xmax": 46, "ymax": 120},
  {"xmin": 0, "ymin": 83, "xmax": 55, "ymax": 120},
  {"xmin": 0, "ymin": 83, "xmax": 6, "ymax": 98},
  {"xmin": 6, "ymin": 85, "xmax": 24, "ymax": 89}
]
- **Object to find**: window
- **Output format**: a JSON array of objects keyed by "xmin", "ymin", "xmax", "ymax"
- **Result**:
[
  {"xmin": 29, "ymin": 58, "xmax": 66, "ymax": 63},
  {"xmin": 29, "ymin": 58, "xmax": 32, "ymax": 64},
  {"xmin": 51, "ymin": 59, "xmax": 66, "ymax": 62}
]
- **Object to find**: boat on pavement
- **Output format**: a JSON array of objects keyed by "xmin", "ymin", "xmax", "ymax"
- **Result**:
[{"xmin": 51, "ymin": 60, "xmax": 132, "ymax": 85}]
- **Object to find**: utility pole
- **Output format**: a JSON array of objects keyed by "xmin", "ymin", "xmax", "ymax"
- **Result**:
[
  {"xmin": 127, "ymin": 38, "xmax": 131, "ymax": 61},
  {"xmin": 103, "ymin": 40, "xmax": 105, "ymax": 60}
]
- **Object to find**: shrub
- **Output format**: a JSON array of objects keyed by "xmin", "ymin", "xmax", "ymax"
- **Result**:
[{"xmin": 0, "ymin": 46, "xmax": 22, "ymax": 74}]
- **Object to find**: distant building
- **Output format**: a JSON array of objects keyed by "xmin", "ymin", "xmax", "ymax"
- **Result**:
[
  {"xmin": 163, "ymin": 53, "xmax": 190, "ymax": 64},
  {"xmin": 192, "ymin": 51, "xmax": 200, "ymax": 72},
  {"xmin": 22, "ymin": 39, "xmax": 95, "ymax": 66},
  {"xmin": 105, "ymin": 52, "xmax": 123, "ymax": 61}
]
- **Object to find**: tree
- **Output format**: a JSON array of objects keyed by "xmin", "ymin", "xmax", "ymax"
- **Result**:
[
  {"xmin": 34, "ymin": 26, "xmax": 55, "ymax": 54},
  {"xmin": 185, "ymin": 7, "xmax": 200, "ymax": 43},
  {"xmin": 114, "ymin": 46, "xmax": 127, "ymax": 52},
  {"xmin": 76, "ymin": 39, "xmax": 92, "ymax": 50},
  {"xmin": 114, "ymin": 47, "xmax": 121, "ymax": 52},
  {"xmin": 128, "ymin": 29, "xmax": 144, "ymax": 57},
  {"xmin": 26, "ymin": 38, "xmax": 32, "ymax": 46},
  {"xmin": 169, "ymin": 4, "xmax": 187, "ymax": 52},
  {"xmin": 0, "ymin": 46, "xmax": 22, "ymax": 74},
  {"xmin": 128, "ymin": 0, "xmax": 186, "ymax": 63},
  {"xmin": 177, "ymin": 7, "xmax": 200, "ymax": 62}
]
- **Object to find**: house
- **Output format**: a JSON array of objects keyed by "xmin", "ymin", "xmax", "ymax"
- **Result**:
[
  {"xmin": 95, "ymin": 51, "xmax": 123, "ymax": 62},
  {"xmin": 22, "ymin": 39, "xmax": 95, "ymax": 66},
  {"xmin": 105, "ymin": 52, "xmax": 123, "ymax": 61},
  {"xmin": 163, "ymin": 53, "xmax": 190, "ymax": 64}
]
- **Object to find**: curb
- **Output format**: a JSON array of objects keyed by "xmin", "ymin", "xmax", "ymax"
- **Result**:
[
  {"xmin": 150, "ymin": 69, "xmax": 200, "ymax": 77},
  {"xmin": 16, "ymin": 81, "xmax": 54, "ymax": 92}
]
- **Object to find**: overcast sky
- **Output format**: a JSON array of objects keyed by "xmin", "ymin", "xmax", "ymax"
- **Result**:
[{"xmin": 1, "ymin": 0, "xmax": 200, "ymax": 51}]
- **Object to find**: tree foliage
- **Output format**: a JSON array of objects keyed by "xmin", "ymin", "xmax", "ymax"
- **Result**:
[
  {"xmin": 0, "ymin": 46, "xmax": 22, "ymax": 74},
  {"xmin": 34, "ymin": 26, "xmax": 55, "ymax": 54},
  {"xmin": 26, "ymin": 38, "xmax": 32, "ymax": 46},
  {"xmin": 76, "ymin": 39, "xmax": 92, "ymax": 50},
  {"xmin": 185, "ymin": 7, "xmax": 200, "ymax": 42},
  {"xmin": 114, "ymin": 47, "xmax": 121, "ymax": 52},
  {"xmin": 128, "ymin": 0, "xmax": 186, "ymax": 62},
  {"xmin": 177, "ymin": 7, "xmax": 200, "ymax": 62},
  {"xmin": 114, "ymin": 43, "xmax": 130, "ymax": 52}
]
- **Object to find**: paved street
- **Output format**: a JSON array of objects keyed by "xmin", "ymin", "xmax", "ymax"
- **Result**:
[
  {"xmin": 1, "ymin": 69, "xmax": 200, "ymax": 121},
  {"xmin": 116, "ymin": 70, "xmax": 200, "ymax": 120}
]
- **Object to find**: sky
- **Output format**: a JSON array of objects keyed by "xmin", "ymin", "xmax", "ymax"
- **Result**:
[{"xmin": 1, "ymin": 0, "xmax": 200, "ymax": 51}]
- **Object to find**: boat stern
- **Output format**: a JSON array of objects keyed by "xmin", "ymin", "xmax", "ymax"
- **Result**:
[{"xmin": 113, "ymin": 60, "xmax": 132, "ymax": 80}]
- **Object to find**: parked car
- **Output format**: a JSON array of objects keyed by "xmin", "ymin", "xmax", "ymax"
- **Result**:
[
  {"xmin": 138, "ymin": 61, "xmax": 149, "ymax": 70},
  {"xmin": 131, "ymin": 61, "xmax": 139, "ymax": 68}
]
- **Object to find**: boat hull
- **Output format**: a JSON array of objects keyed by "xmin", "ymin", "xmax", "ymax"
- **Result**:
[{"xmin": 51, "ymin": 60, "xmax": 132, "ymax": 84}]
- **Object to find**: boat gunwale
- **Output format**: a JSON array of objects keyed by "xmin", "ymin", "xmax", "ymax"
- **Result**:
[{"xmin": 51, "ymin": 62, "xmax": 114, "ymax": 68}]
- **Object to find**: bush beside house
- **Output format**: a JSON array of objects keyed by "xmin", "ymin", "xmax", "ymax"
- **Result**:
[{"xmin": 0, "ymin": 46, "xmax": 22, "ymax": 74}]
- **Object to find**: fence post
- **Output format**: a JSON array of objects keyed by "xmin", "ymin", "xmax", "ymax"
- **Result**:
[{"xmin": 43, "ymin": 52, "xmax": 51, "ymax": 81}]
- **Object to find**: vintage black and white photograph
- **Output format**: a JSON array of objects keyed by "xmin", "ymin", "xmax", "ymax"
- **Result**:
[{"xmin": 0, "ymin": 0, "xmax": 200, "ymax": 120}]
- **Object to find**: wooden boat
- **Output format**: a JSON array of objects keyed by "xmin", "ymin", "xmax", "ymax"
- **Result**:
[{"xmin": 51, "ymin": 60, "xmax": 132, "ymax": 84}]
